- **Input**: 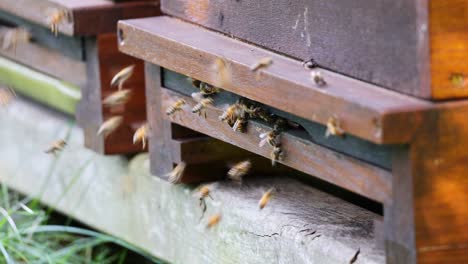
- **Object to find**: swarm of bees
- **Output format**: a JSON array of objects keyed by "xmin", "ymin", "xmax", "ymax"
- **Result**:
[{"xmin": 44, "ymin": 139, "xmax": 67, "ymax": 155}]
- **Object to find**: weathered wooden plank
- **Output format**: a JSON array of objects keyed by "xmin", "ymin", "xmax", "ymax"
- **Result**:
[
  {"xmin": 0, "ymin": 27, "xmax": 86, "ymax": 87},
  {"xmin": 119, "ymin": 16, "xmax": 432, "ymax": 145},
  {"xmin": 76, "ymin": 34, "xmax": 147, "ymax": 155},
  {"xmin": 161, "ymin": 0, "xmax": 468, "ymax": 100},
  {"xmin": 0, "ymin": 56, "xmax": 80, "ymax": 114},
  {"xmin": 0, "ymin": 0, "xmax": 160, "ymax": 36},
  {"xmin": 163, "ymin": 69, "xmax": 395, "ymax": 170},
  {"xmin": 160, "ymin": 88, "xmax": 391, "ymax": 203},
  {"xmin": 0, "ymin": 96, "xmax": 385, "ymax": 264}
]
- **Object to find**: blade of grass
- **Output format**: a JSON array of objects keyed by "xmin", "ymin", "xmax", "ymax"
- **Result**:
[
  {"xmin": 0, "ymin": 207, "xmax": 19, "ymax": 236},
  {"xmin": 0, "ymin": 240, "xmax": 14, "ymax": 264}
]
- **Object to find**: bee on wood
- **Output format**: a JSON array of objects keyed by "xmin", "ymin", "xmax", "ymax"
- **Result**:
[
  {"xmin": 227, "ymin": 160, "xmax": 251, "ymax": 183},
  {"xmin": 200, "ymin": 82, "xmax": 220, "ymax": 95},
  {"xmin": 1, "ymin": 28, "xmax": 31, "ymax": 51},
  {"xmin": 259, "ymin": 130, "xmax": 279, "ymax": 148},
  {"xmin": 232, "ymin": 117, "xmax": 247, "ymax": 133},
  {"xmin": 102, "ymin": 89, "xmax": 132, "ymax": 107},
  {"xmin": 133, "ymin": 123, "xmax": 148, "ymax": 149},
  {"xmin": 47, "ymin": 9, "xmax": 69, "ymax": 36},
  {"xmin": 303, "ymin": 58, "xmax": 318, "ymax": 70},
  {"xmin": 250, "ymin": 57, "xmax": 273, "ymax": 72},
  {"xmin": 44, "ymin": 139, "xmax": 66, "ymax": 154},
  {"xmin": 310, "ymin": 70, "xmax": 326, "ymax": 87},
  {"xmin": 167, "ymin": 162, "xmax": 186, "ymax": 184},
  {"xmin": 166, "ymin": 99, "xmax": 186, "ymax": 116},
  {"xmin": 0, "ymin": 87, "xmax": 15, "ymax": 106},
  {"xmin": 219, "ymin": 104, "xmax": 243, "ymax": 127},
  {"xmin": 325, "ymin": 116, "xmax": 345, "ymax": 138},
  {"xmin": 191, "ymin": 97, "xmax": 214, "ymax": 118},
  {"xmin": 111, "ymin": 65, "xmax": 135, "ymax": 90},
  {"xmin": 270, "ymin": 145, "xmax": 283, "ymax": 166},
  {"xmin": 259, "ymin": 188, "xmax": 275, "ymax": 210},
  {"xmin": 206, "ymin": 213, "xmax": 222, "ymax": 229},
  {"xmin": 97, "ymin": 116, "xmax": 123, "ymax": 138}
]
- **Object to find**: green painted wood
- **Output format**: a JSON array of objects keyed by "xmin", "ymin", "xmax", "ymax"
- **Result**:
[
  {"xmin": 0, "ymin": 97, "xmax": 384, "ymax": 264},
  {"xmin": 0, "ymin": 56, "xmax": 81, "ymax": 115},
  {"xmin": 163, "ymin": 69, "xmax": 395, "ymax": 170}
]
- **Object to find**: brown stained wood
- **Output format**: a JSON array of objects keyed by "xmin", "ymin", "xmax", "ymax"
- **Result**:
[
  {"xmin": 160, "ymin": 88, "xmax": 391, "ymax": 203},
  {"xmin": 0, "ymin": 0, "xmax": 160, "ymax": 36},
  {"xmin": 118, "ymin": 17, "xmax": 432, "ymax": 145},
  {"xmin": 429, "ymin": 0, "xmax": 468, "ymax": 99},
  {"xmin": 387, "ymin": 102, "xmax": 468, "ymax": 263},
  {"xmin": 77, "ymin": 34, "xmax": 147, "ymax": 155},
  {"xmin": 0, "ymin": 28, "xmax": 86, "ymax": 87}
]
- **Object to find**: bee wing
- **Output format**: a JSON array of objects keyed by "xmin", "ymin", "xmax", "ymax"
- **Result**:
[{"xmin": 259, "ymin": 137, "xmax": 268, "ymax": 148}]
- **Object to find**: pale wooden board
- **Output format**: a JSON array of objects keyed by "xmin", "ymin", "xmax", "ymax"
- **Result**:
[{"xmin": 0, "ymin": 97, "xmax": 384, "ymax": 264}]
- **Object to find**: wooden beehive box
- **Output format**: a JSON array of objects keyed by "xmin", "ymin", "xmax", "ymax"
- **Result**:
[
  {"xmin": 161, "ymin": 0, "xmax": 468, "ymax": 100},
  {"xmin": 118, "ymin": 16, "xmax": 468, "ymax": 263},
  {"xmin": 0, "ymin": 0, "xmax": 160, "ymax": 154}
]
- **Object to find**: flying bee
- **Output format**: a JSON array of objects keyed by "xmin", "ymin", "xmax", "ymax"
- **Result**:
[
  {"xmin": 232, "ymin": 117, "xmax": 247, "ymax": 133},
  {"xmin": 0, "ymin": 87, "xmax": 15, "ymax": 106},
  {"xmin": 47, "ymin": 9, "xmax": 69, "ymax": 36},
  {"xmin": 97, "ymin": 116, "xmax": 123, "ymax": 138},
  {"xmin": 259, "ymin": 188, "xmax": 275, "ymax": 210},
  {"xmin": 133, "ymin": 123, "xmax": 148, "ymax": 149},
  {"xmin": 102, "ymin": 89, "xmax": 132, "ymax": 106},
  {"xmin": 111, "ymin": 65, "xmax": 135, "ymax": 90},
  {"xmin": 44, "ymin": 139, "xmax": 66, "ymax": 154},
  {"xmin": 1, "ymin": 28, "xmax": 31, "ymax": 51},
  {"xmin": 270, "ymin": 145, "xmax": 283, "ymax": 166},
  {"xmin": 250, "ymin": 57, "xmax": 273, "ymax": 72},
  {"xmin": 167, "ymin": 162, "xmax": 186, "ymax": 184},
  {"xmin": 166, "ymin": 99, "xmax": 186, "ymax": 116},
  {"xmin": 212, "ymin": 57, "xmax": 231, "ymax": 86},
  {"xmin": 206, "ymin": 213, "xmax": 222, "ymax": 229},
  {"xmin": 310, "ymin": 70, "xmax": 327, "ymax": 87},
  {"xmin": 194, "ymin": 184, "xmax": 214, "ymax": 215},
  {"xmin": 325, "ymin": 116, "xmax": 345, "ymax": 138},
  {"xmin": 192, "ymin": 97, "xmax": 214, "ymax": 118},
  {"xmin": 259, "ymin": 130, "xmax": 280, "ymax": 148},
  {"xmin": 227, "ymin": 160, "xmax": 251, "ymax": 182}
]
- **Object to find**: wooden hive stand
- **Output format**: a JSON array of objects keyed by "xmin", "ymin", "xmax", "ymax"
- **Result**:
[
  {"xmin": 119, "ymin": 16, "xmax": 468, "ymax": 263},
  {"xmin": 0, "ymin": 0, "xmax": 160, "ymax": 154}
]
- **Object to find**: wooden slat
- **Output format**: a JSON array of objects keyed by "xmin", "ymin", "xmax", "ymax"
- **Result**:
[
  {"xmin": 0, "ymin": 56, "xmax": 80, "ymax": 115},
  {"xmin": 0, "ymin": 28, "xmax": 86, "ymax": 87},
  {"xmin": 119, "ymin": 16, "xmax": 432, "ymax": 145},
  {"xmin": 0, "ymin": 0, "xmax": 160, "ymax": 36},
  {"xmin": 160, "ymin": 88, "xmax": 391, "ymax": 203}
]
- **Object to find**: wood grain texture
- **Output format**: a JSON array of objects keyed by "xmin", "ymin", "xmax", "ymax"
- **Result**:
[
  {"xmin": 0, "ymin": 0, "xmax": 160, "ymax": 36},
  {"xmin": 0, "ymin": 56, "xmax": 80, "ymax": 115},
  {"xmin": 0, "ymin": 27, "xmax": 86, "ymax": 87},
  {"xmin": 76, "ymin": 34, "xmax": 147, "ymax": 155},
  {"xmin": 429, "ymin": 0, "xmax": 468, "ymax": 99},
  {"xmin": 118, "ymin": 16, "xmax": 432, "ymax": 144},
  {"xmin": 0, "ymin": 97, "xmax": 385, "ymax": 263},
  {"xmin": 160, "ymin": 88, "xmax": 391, "ymax": 203}
]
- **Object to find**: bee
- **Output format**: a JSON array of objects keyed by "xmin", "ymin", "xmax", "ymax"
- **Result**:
[
  {"xmin": 227, "ymin": 160, "xmax": 251, "ymax": 182},
  {"xmin": 213, "ymin": 57, "xmax": 231, "ymax": 86},
  {"xmin": 102, "ymin": 89, "xmax": 132, "ymax": 106},
  {"xmin": 47, "ymin": 9, "xmax": 69, "ymax": 36},
  {"xmin": 166, "ymin": 99, "xmax": 186, "ymax": 116},
  {"xmin": 232, "ymin": 117, "xmax": 247, "ymax": 133},
  {"xmin": 194, "ymin": 184, "xmax": 214, "ymax": 215},
  {"xmin": 200, "ymin": 82, "xmax": 220, "ymax": 95},
  {"xmin": 111, "ymin": 65, "xmax": 135, "ymax": 90},
  {"xmin": 219, "ymin": 104, "xmax": 243, "ymax": 127},
  {"xmin": 133, "ymin": 123, "xmax": 148, "ymax": 149},
  {"xmin": 206, "ymin": 213, "xmax": 222, "ymax": 229},
  {"xmin": 192, "ymin": 97, "xmax": 214, "ymax": 117},
  {"xmin": 259, "ymin": 130, "xmax": 279, "ymax": 148},
  {"xmin": 310, "ymin": 70, "xmax": 326, "ymax": 87},
  {"xmin": 270, "ymin": 145, "xmax": 283, "ymax": 166},
  {"xmin": 0, "ymin": 87, "xmax": 15, "ymax": 106},
  {"xmin": 97, "ymin": 116, "xmax": 123, "ymax": 138},
  {"xmin": 259, "ymin": 188, "xmax": 275, "ymax": 210},
  {"xmin": 44, "ymin": 139, "xmax": 66, "ymax": 154},
  {"xmin": 303, "ymin": 58, "xmax": 318, "ymax": 70},
  {"xmin": 1, "ymin": 28, "xmax": 31, "ymax": 51},
  {"xmin": 167, "ymin": 162, "xmax": 186, "ymax": 184},
  {"xmin": 325, "ymin": 116, "xmax": 345, "ymax": 138},
  {"xmin": 250, "ymin": 57, "xmax": 273, "ymax": 72}
]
